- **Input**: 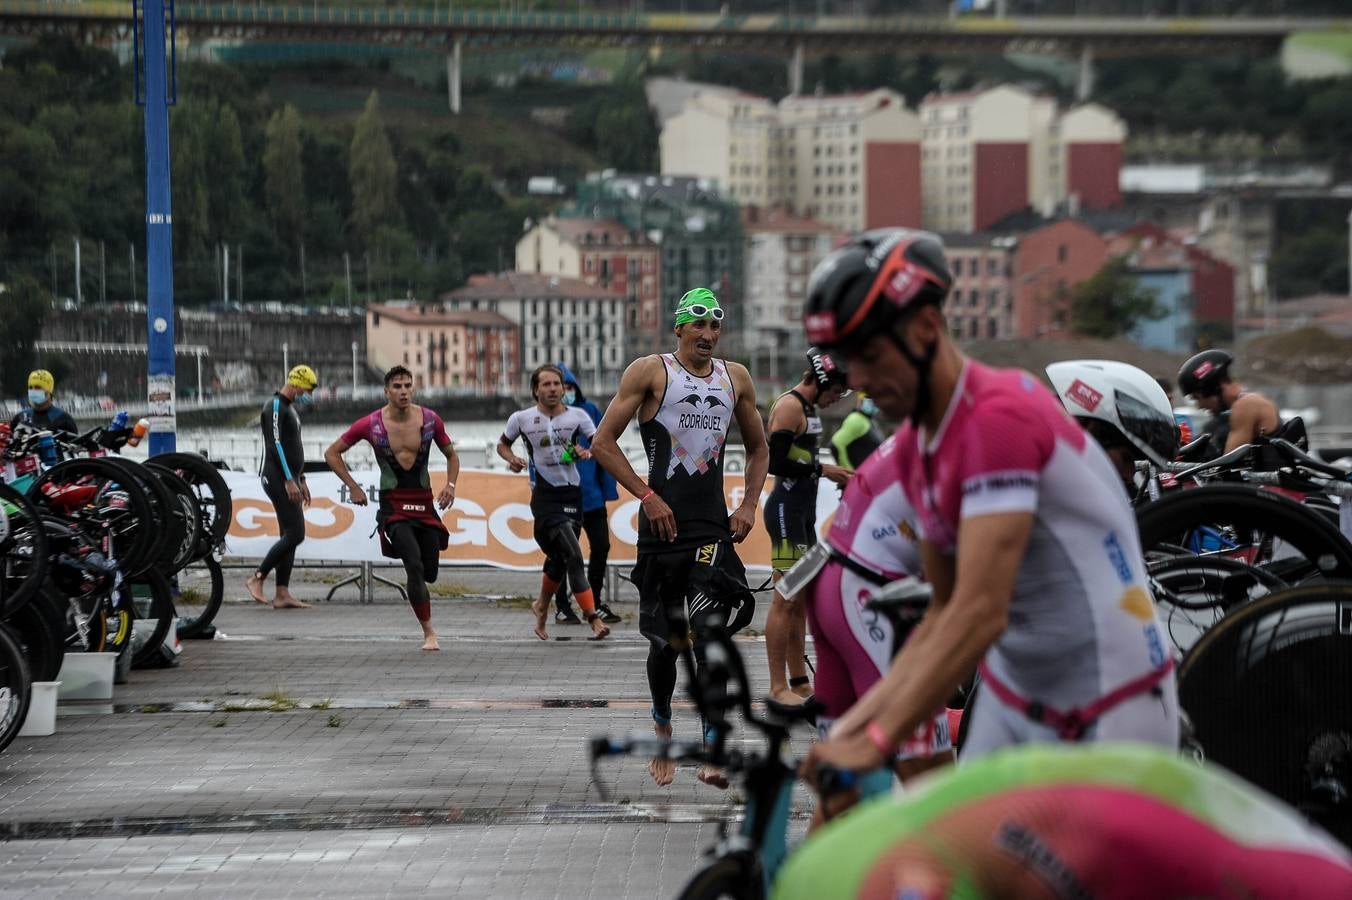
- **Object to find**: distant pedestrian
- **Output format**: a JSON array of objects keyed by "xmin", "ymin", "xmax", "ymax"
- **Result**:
[
  {"xmin": 551, "ymin": 363, "xmax": 622, "ymax": 627},
  {"xmin": 245, "ymin": 365, "xmax": 318, "ymax": 610},
  {"xmin": 11, "ymin": 369, "xmax": 78, "ymax": 436}
]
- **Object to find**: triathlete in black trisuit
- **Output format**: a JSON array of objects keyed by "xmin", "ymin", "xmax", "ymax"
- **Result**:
[
  {"xmin": 325, "ymin": 366, "xmax": 460, "ymax": 652},
  {"xmin": 498, "ymin": 364, "xmax": 610, "ymax": 641},
  {"xmin": 763, "ymin": 347, "xmax": 851, "ymax": 708},
  {"xmin": 591, "ymin": 288, "xmax": 770, "ymax": 789}
]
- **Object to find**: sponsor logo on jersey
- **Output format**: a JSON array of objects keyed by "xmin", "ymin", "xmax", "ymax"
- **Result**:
[
  {"xmin": 1065, "ymin": 378, "xmax": 1104, "ymax": 412},
  {"xmin": 898, "ymin": 519, "xmax": 918, "ymax": 543},
  {"xmin": 678, "ymin": 393, "xmax": 726, "ymax": 409},
  {"xmin": 1103, "ymin": 533, "xmax": 1133, "ymax": 584},
  {"xmin": 1144, "ymin": 621, "xmax": 1167, "ymax": 668},
  {"xmin": 871, "ymin": 523, "xmax": 897, "ymax": 541},
  {"xmin": 695, "ymin": 543, "xmax": 716, "ymax": 565},
  {"xmin": 1118, "ymin": 585, "xmax": 1155, "ymax": 622},
  {"xmin": 961, "ymin": 471, "xmax": 1038, "ymax": 497}
]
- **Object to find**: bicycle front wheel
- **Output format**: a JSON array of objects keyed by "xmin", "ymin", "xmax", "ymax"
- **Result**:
[
  {"xmin": 0, "ymin": 621, "xmax": 33, "ymax": 754},
  {"xmin": 677, "ymin": 855, "xmax": 764, "ymax": 900},
  {"xmin": 174, "ymin": 555, "xmax": 223, "ymax": 639}
]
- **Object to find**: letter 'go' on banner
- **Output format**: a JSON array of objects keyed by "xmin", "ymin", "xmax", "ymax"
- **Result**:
[{"xmin": 223, "ymin": 469, "xmax": 841, "ymax": 572}]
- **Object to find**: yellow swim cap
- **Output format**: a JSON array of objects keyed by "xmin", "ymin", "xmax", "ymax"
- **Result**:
[
  {"xmin": 287, "ymin": 364, "xmax": 318, "ymax": 390},
  {"xmin": 27, "ymin": 369, "xmax": 54, "ymax": 393}
]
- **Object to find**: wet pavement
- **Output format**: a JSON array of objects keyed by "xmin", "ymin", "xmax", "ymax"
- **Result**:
[{"xmin": 0, "ymin": 566, "xmax": 810, "ymax": 898}]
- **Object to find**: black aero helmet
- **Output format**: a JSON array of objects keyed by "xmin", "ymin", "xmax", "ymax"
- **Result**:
[
  {"xmin": 1178, "ymin": 349, "xmax": 1234, "ymax": 398},
  {"xmin": 805, "ymin": 346, "xmax": 849, "ymax": 393},
  {"xmin": 803, "ymin": 228, "xmax": 953, "ymax": 350}
]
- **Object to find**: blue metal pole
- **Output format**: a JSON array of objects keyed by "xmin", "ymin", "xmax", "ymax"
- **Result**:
[{"xmin": 140, "ymin": 0, "xmax": 177, "ymax": 454}]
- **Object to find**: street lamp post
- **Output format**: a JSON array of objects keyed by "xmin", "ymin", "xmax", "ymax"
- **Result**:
[
  {"xmin": 351, "ymin": 341, "xmax": 359, "ymax": 396},
  {"xmin": 283, "ymin": 341, "xmax": 289, "ymax": 381}
]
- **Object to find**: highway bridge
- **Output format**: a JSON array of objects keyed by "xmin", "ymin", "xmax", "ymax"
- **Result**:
[{"xmin": 3, "ymin": 2, "xmax": 1349, "ymax": 103}]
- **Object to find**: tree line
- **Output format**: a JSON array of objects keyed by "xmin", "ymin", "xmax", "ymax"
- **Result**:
[{"xmin": 0, "ymin": 37, "xmax": 538, "ymax": 310}]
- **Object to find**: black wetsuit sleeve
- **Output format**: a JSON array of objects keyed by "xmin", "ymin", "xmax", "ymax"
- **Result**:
[
  {"xmin": 768, "ymin": 429, "xmax": 821, "ymax": 479},
  {"xmin": 52, "ymin": 409, "xmax": 78, "ymax": 436}
]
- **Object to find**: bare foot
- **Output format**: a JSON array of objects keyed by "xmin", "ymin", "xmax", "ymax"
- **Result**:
[
  {"xmin": 649, "ymin": 722, "xmax": 675, "ymax": 786},
  {"xmin": 245, "ymin": 573, "xmax": 268, "ymax": 605},
  {"xmin": 273, "ymin": 594, "xmax": 312, "ymax": 609},
  {"xmin": 792, "ymin": 682, "xmax": 814, "ymax": 700},
  {"xmin": 421, "ymin": 633, "xmax": 441, "ymax": 652},
  {"xmin": 587, "ymin": 616, "xmax": 610, "ymax": 641},
  {"xmin": 531, "ymin": 598, "xmax": 549, "ymax": 641},
  {"xmin": 697, "ymin": 766, "xmax": 730, "ymax": 790}
]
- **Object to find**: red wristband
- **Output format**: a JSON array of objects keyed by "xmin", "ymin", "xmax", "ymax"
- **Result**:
[
  {"xmin": 638, "ymin": 489, "xmax": 655, "ymax": 502},
  {"xmin": 865, "ymin": 721, "xmax": 896, "ymax": 759}
]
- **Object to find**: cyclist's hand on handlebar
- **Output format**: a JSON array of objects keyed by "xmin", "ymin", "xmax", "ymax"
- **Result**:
[{"xmin": 799, "ymin": 732, "xmax": 886, "ymax": 790}]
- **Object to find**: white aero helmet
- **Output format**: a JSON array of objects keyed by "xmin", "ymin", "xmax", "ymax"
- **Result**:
[{"xmin": 1046, "ymin": 359, "xmax": 1179, "ymax": 468}]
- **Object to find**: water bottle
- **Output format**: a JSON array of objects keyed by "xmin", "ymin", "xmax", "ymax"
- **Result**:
[
  {"xmin": 37, "ymin": 430, "xmax": 57, "ymax": 465},
  {"xmin": 127, "ymin": 418, "xmax": 150, "ymax": 448},
  {"xmin": 110, "ymin": 411, "xmax": 130, "ymax": 433}
]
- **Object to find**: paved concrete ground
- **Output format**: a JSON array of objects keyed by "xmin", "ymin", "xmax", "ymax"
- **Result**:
[{"xmin": 0, "ymin": 566, "xmax": 813, "ymax": 898}]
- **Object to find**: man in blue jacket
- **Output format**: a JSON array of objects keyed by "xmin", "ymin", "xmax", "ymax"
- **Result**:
[{"xmin": 553, "ymin": 363, "xmax": 623, "ymax": 625}]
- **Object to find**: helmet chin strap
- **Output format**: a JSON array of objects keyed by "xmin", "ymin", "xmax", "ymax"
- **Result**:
[{"xmin": 887, "ymin": 331, "xmax": 938, "ymax": 427}]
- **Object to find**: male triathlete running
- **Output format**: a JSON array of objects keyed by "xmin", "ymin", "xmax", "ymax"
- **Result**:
[
  {"xmin": 830, "ymin": 391, "xmax": 883, "ymax": 472},
  {"xmin": 1178, "ymin": 348, "xmax": 1289, "ymax": 455},
  {"xmin": 246, "ymin": 364, "xmax": 318, "ymax": 610},
  {"xmin": 591, "ymin": 287, "xmax": 769, "ymax": 789},
  {"xmin": 325, "ymin": 366, "xmax": 459, "ymax": 652},
  {"xmin": 497, "ymin": 364, "xmax": 610, "ymax": 641},
  {"xmin": 798, "ymin": 229, "xmax": 1177, "ymax": 780},
  {"xmin": 764, "ymin": 348, "xmax": 851, "ymax": 708}
]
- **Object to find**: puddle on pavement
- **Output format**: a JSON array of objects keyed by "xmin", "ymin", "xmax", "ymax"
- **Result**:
[{"xmin": 0, "ymin": 801, "xmax": 792, "ymax": 841}]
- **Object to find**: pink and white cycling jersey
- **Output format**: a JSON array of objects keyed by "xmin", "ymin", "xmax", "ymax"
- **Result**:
[
  {"xmin": 824, "ymin": 433, "xmax": 921, "ymax": 582},
  {"xmin": 809, "ymin": 433, "xmax": 950, "ymax": 760},
  {"xmin": 894, "ymin": 361, "xmax": 1175, "ymax": 741}
]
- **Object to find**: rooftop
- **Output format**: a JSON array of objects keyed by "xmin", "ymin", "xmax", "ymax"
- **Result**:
[
  {"xmin": 443, "ymin": 272, "xmax": 626, "ymax": 301},
  {"xmin": 547, "ymin": 217, "xmax": 654, "ymax": 248},
  {"xmin": 741, "ymin": 206, "xmax": 835, "ymax": 234},
  {"xmin": 367, "ymin": 304, "xmax": 516, "ymax": 328}
]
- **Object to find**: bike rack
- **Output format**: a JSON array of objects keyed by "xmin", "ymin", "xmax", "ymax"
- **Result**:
[{"xmin": 323, "ymin": 561, "xmax": 407, "ymax": 605}]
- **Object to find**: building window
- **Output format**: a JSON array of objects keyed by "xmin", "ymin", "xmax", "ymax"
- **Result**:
[{"xmin": 1058, "ymin": 244, "xmax": 1068, "ymax": 263}]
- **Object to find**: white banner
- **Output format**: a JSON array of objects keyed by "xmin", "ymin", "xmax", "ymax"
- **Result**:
[{"xmin": 223, "ymin": 468, "xmax": 842, "ymax": 572}]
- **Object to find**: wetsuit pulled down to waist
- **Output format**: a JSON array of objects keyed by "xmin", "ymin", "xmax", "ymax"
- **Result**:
[{"xmin": 377, "ymin": 487, "xmax": 449, "ymax": 559}]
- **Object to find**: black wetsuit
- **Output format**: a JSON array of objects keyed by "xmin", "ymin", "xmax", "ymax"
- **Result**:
[{"xmin": 257, "ymin": 393, "xmax": 306, "ymax": 587}]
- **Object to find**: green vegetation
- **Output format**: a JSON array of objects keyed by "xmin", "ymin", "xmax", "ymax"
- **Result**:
[{"xmin": 1070, "ymin": 258, "xmax": 1165, "ymax": 340}]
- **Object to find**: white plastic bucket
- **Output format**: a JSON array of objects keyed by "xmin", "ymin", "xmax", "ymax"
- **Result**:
[
  {"xmin": 57, "ymin": 652, "xmax": 118, "ymax": 701},
  {"xmin": 18, "ymin": 681, "xmax": 61, "ymax": 737}
]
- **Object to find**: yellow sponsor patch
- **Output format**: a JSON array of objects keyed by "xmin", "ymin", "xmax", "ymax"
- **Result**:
[
  {"xmin": 696, "ymin": 543, "xmax": 715, "ymax": 565},
  {"xmin": 898, "ymin": 520, "xmax": 918, "ymax": 543},
  {"xmin": 1118, "ymin": 586, "xmax": 1156, "ymax": 622}
]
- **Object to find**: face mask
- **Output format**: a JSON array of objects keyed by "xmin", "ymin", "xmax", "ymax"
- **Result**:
[
  {"xmin": 297, "ymin": 391, "xmax": 313, "ymax": 406},
  {"xmin": 27, "ymin": 389, "xmax": 47, "ymax": 407},
  {"xmin": 860, "ymin": 398, "xmax": 878, "ymax": 416},
  {"xmin": 563, "ymin": 390, "xmax": 576, "ymax": 406}
]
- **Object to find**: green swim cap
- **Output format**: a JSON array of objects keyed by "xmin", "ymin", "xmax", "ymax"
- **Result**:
[{"xmin": 674, "ymin": 288, "xmax": 723, "ymax": 327}]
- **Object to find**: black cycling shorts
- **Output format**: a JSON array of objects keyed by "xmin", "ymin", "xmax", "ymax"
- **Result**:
[
  {"xmin": 631, "ymin": 541, "xmax": 755, "ymax": 650},
  {"xmin": 763, "ymin": 489, "xmax": 818, "ymax": 573}
]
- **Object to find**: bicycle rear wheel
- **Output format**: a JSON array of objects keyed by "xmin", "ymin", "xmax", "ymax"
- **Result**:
[
  {"xmin": 144, "ymin": 462, "xmax": 201, "ymax": 575},
  {"xmin": 1179, "ymin": 583, "xmax": 1352, "ymax": 848},
  {"xmin": 1147, "ymin": 556, "xmax": 1287, "ymax": 655},
  {"xmin": 126, "ymin": 568, "xmax": 175, "ymax": 668},
  {"xmin": 4, "ymin": 595, "xmax": 63, "ymax": 683},
  {"xmin": 33, "ymin": 458, "xmax": 156, "ymax": 578},
  {"xmin": 0, "ymin": 621, "xmax": 32, "ymax": 754},
  {"xmin": 0, "ymin": 482, "xmax": 48, "ymax": 619},
  {"xmin": 174, "ymin": 555, "xmax": 223, "ymax": 638},
  {"xmin": 153, "ymin": 453, "xmax": 231, "ymax": 559}
]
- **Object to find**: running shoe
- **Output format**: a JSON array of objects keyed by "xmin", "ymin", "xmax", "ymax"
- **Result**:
[
  {"xmin": 596, "ymin": 604, "xmax": 622, "ymax": 624},
  {"xmin": 555, "ymin": 609, "xmax": 582, "ymax": 625}
]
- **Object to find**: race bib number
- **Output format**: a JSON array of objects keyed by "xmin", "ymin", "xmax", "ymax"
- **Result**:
[{"xmin": 777, "ymin": 542, "xmax": 831, "ymax": 599}]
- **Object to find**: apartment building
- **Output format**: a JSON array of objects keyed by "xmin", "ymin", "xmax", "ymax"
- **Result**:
[
  {"xmin": 920, "ymin": 85, "xmax": 1125, "ymax": 233},
  {"xmin": 939, "ymin": 233, "xmax": 1019, "ymax": 341},
  {"xmin": 515, "ymin": 216, "xmax": 660, "ymax": 343},
  {"xmin": 566, "ymin": 173, "xmax": 744, "ymax": 353},
  {"xmin": 365, "ymin": 304, "xmax": 518, "ymax": 394},
  {"xmin": 660, "ymin": 88, "xmax": 921, "ymax": 234},
  {"xmin": 440, "ymin": 272, "xmax": 628, "ymax": 393},
  {"xmin": 742, "ymin": 207, "xmax": 837, "ymax": 355},
  {"xmin": 1008, "ymin": 218, "xmax": 1109, "ymax": 340}
]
